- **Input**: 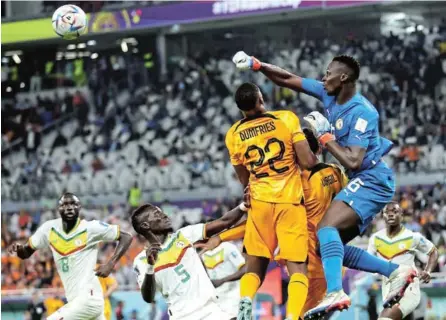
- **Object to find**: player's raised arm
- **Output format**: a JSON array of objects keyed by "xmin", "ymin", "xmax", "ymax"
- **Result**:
[
  {"xmin": 204, "ymin": 197, "xmax": 249, "ymax": 239},
  {"xmin": 233, "ymin": 51, "xmax": 326, "ymax": 100},
  {"xmin": 195, "ymin": 221, "xmax": 247, "ymax": 252},
  {"xmin": 141, "ymin": 243, "xmax": 159, "ymax": 303},
  {"xmin": 233, "ymin": 51, "xmax": 303, "ymax": 91}
]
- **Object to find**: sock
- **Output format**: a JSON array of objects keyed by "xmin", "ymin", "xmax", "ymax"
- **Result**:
[
  {"xmin": 240, "ymin": 272, "xmax": 261, "ymax": 300},
  {"xmin": 318, "ymin": 227, "xmax": 344, "ymax": 293},
  {"xmin": 287, "ymin": 273, "xmax": 309, "ymax": 320},
  {"xmin": 343, "ymin": 245, "xmax": 398, "ymax": 278}
]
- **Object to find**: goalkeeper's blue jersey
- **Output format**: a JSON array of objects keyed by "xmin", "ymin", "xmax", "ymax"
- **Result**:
[{"xmin": 301, "ymin": 78, "xmax": 393, "ymax": 178}]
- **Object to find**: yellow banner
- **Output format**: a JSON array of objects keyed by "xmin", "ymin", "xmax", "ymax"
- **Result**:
[{"xmin": 1, "ymin": 18, "xmax": 57, "ymax": 44}]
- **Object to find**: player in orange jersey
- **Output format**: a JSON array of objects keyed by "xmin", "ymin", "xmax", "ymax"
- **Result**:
[
  {"xmin": 225, "ymin": 83, "xmax": 318, "ymax": 320},
  {"xmin": 198, "ymin": 128, "xmax": 347, "ymax": 318},
  {"xmin": 97, "ymin": 261, "xmax": 118, "ymax": 320}
]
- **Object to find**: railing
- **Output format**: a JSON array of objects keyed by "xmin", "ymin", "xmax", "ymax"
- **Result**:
[{"xmin": 1, "ymin": 111, "xmax": 76, "ymax": 155}]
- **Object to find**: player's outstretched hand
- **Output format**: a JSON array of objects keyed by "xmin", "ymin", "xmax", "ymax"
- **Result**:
[
  {"xmin": 303, "ymin": 111, "xmax": 331, "ymax": 138},
  {"xmin": 146, "ymin": 243, "xmax": 161, "ymax": 265},
  {"xmin": 194, "ymin": 236, "xmax": 222, "ymax": 255},
  {"xmin": 7, "ymin": 242, "xmax": 23, "ymax": 255},
  {"xmin": 95, "ymin": 263, "xmax": 114, "ymax": 278},
  {"xmin": 419, "ymin": 270, "xmax": 431, "ymax": 283},
  {"xmin": 232, "ymin": 51, "xmax": 261, "ymax": 71}
]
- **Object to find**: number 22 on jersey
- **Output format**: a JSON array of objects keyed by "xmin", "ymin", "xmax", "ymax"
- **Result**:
[{"xmin": 245, "ymin": 137, "xmax": 290, "ymax": 178}]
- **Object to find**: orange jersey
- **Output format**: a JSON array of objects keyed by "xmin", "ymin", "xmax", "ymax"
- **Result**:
[
  {"xmin": 225, "ymin": 111, "xmax": 306, "ymax": 204},
  {"xmin": 301, "ymin": 163, "xmax": 348, "ymax": 278}
]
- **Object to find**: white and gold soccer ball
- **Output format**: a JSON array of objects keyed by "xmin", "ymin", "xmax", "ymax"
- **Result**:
[{"xmin": 52, "ymin": 4, "xmax": 87, "ymax": 40}]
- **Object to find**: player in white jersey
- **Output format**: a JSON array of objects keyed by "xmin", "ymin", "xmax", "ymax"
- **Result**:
[
  {"xmin": 367, "ymin": 202, "xmax": 438, "ymax": 320},
  {"xmin": 8, "ymin": 193, "xmax": 133, "ymax": 320},
  {"xmin": 202, "ymin": 242, "xmax": 246, "ymax": 318},
  {"xmin": 131, "ymin": 202, "xmax": 249, "ymax": 320}
]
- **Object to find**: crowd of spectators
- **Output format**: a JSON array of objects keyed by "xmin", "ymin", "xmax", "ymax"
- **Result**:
[
  {"xmin": 1, "ymin": 90, "xmax": 89, "ymax": 152},
  {"xmin": 4, "ymin": 20, "xmax": 445, "ymax": 200},
  {"xmin": 3, "ymin": 28, "xmax": 446, "ymax": 201}
]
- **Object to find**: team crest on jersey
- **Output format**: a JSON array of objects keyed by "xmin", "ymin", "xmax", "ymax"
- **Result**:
[
  {"xmin": 399, "ymin": 243, "xmax": 407, "ymax": 250},
  {"xmin": 335, "ymin": 118, "xmax": 343, "ymax": 130},
  {"xmin": 176, "ymin": 241, "xmax": 185, "ymax": 248},
  {"xmin": 74, "ymin": 239, "xmax": 83, "ymax": 247}
]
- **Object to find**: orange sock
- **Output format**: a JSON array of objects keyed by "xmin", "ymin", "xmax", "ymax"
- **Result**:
[
  {"xmin": 287, "ymin": 273, "xmax": 309, "ymax": 320},
  {"xmin": 240, "ymin": 272, "xmax": 261, "ymax": 300}
]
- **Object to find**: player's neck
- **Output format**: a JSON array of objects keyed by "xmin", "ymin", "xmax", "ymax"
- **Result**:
[
  {"xmin": 336, "ymin": 85, "xmax": 356, "ymax": 105},
  {"xmin": 386, "ymin": 224, "xmax": 403, "ymax": 238},
  {"xmin": 244, "ymin": 109, "xmax": 265, "ymax": 118},
  {"xmin": 62, "ymin": 218, "xmax": 79, "ymax": 233}
]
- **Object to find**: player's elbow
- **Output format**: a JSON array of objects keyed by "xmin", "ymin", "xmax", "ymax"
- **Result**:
[
  {"xmin": 119, "ymin": 231, "xmax": 133, "ymax": 246},
  {"xmin": 299, "ymin": 154, "xmax": 318, "ymax": 171},
  {"xmin": 141, "ymin": 290, "xmax": 155, "ymax": 303},
  {"xmin": 430, "ymin": 247, "xmax": 439, "ymax": 259},
  {"xmin": 143, "ymin": 295, "xmax": 155, "ymax": 303}
]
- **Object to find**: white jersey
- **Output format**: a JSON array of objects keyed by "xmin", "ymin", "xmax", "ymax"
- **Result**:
[
  {"xmin": 367, "ymin": 226, "xmax": 434, "ymax": 275},
  {"xmin": 202, "ymin": 242, "xmax": 245, "ymax": 300},
  {"xmin": 133, "ymin": 224, "xmax": 218, "ymax": 319},
  {"xmin": 29, "ymin": 218, "xmax": 120, "ymax": 302}
]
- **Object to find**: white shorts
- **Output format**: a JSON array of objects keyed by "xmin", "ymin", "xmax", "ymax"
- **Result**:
[
  {"xmin": 47, "ymin": 289, "xmax": 105, "ymax": 320},
  {"xmin": 172, "ymin": 300, "xmax": 232, "ymax": 320},
  {"xmin": 218, "ymin": 296, "xmax": 240, "ymax": 319},
  {"xmin": 382, "ymin": 277, "xmax": 421, "ymax": 317}
]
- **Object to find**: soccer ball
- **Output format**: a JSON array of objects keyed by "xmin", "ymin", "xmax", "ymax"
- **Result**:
[{"xmin": 52, "ymin": 5, "xmax": 87, "ymax": 40}]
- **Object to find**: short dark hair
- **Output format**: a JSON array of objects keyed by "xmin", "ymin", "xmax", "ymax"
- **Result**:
[
  {"xmin": 303, "ymin": 128, "xmax": 319, "ymax": 154},
  {"xmin": 332, "ymin": 55, "xmax": 360, "ymax": 81},
  {"xmin": 131, "ymin": 203, "xmax": 157, "ymax": 233},
  {"xmin": 58, "ymin": 192, "xmax": 80, "ymax": 204},
  {"xmin": 235, "ymin": 82, "xmax": 260, "ymax": 111}
]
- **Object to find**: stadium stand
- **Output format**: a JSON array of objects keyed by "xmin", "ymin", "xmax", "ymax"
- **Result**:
[{"xmin": 2, "ymin": 24, "xmax": 446, "ymax": 202}]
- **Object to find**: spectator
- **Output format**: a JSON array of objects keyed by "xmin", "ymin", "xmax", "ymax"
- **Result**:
[
  {"xmin": 70, "ymin": 159, "xmax": 83, "ymax": 173},
  {"xmin": 73, "ymin": 91, "xmax": 89, "ymax": 131},
  {"xmin": 127, "ymin": 182, "xmax": 142, "ymax": 211},
  {"xmin": 115, "ymin": 301, "xmax": 125, "ymax": 320},
  {"xmin": 61, "ymin": 160, "xmax": 72, "ymax": 174},
  {"xmin": 18, "ymin": 210, "xmax": 31, "ymax": 232},
  {"xmin": 91, "ymin": 155, "xmax": 105, "ymax": 172},
  {"xmin": 25, "ymin": 123, "xmax": 42, "ymax": 158},
  {"xmin": 398, "ymin": 139, "xmax": 421, "ymax": 172},
  {"xmin": 25, "ymin": 292, "xmax": 47, "ymax": 320}
]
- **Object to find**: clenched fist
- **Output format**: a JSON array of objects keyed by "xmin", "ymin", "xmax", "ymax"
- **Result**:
[{"xmin": 232, "ymin": 51, "xmax": 261, "ymax": 71}]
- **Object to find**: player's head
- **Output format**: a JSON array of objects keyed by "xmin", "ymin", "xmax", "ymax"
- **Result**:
[
  {"xmin": 303, "ymin": 128, "xmax": 321, "ymax": 155},
  {"xmin": 383, "ymin": 202, "xmax": 403, "ymax": 227},
  {"xmin": 131, "ymin": 203, "xmax": 173, "ymax": 235},
  {"xmin": 323, "ymin": 55, "xmax": 360, "ymax": 96},
  {"xmin": 235, "ymin": 82, "xmax": 266, "ymax": 115},
  {"xmin": 58, "ymin": 192, "xmax": 81, "ymax": 222}
]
